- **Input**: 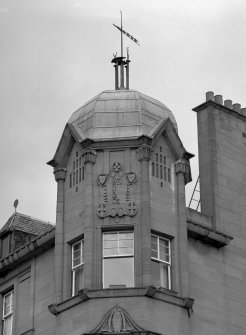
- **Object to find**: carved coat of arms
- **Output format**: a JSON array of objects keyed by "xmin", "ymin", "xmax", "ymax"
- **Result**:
[{"xmin": 97, "ymin": 162, "xmax": 137, "ymax": 220}]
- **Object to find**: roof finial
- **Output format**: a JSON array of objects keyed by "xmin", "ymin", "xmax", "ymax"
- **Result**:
[
  {"xmin": 112, "ymin": 12, "xmax": 140, "ymax": 90},
  {"xmin": 13, "ymin": 199, "xmax": 19, "ymax": 213}
]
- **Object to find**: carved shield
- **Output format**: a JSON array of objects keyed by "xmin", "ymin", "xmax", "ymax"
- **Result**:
[
  {"xmin": 98, "ymin": 174, "xmax": 107, "ymax": 186},
  {"xmin": 127, "ymin": 172, "xmax": 136, "ymax": 184}
]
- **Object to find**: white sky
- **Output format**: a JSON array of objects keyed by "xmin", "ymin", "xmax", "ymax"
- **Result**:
[{"xmin": 0, "ymin": 0, "xmax": 246, "ymax": 226}]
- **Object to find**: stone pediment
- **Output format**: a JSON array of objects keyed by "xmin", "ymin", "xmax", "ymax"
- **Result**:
[{"xmin": 88, "ymin": 305, "xmax": 144, "ymax": 334}]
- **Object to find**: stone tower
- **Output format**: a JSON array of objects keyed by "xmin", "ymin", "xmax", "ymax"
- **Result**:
[{"xmin": 47, "ymin": 56, "xmax": 195, "ymax": 334}]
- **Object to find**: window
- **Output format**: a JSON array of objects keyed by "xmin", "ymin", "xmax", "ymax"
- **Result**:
[
  {"xmin": 103, "ymin": 231, "xmax": 134, "ymax": 288},
  {"xmin": 2, "ymin": 290, "xmax": 14, "ymax": 335},
  {"xmin": 151, "ymin": 147, "xmax": 171, "ymax": 184},
  {"xmin": 151, "ymin": 234, "xmax": 171, "ymax": 289},
  {"xmin": 72, "ymin": 240, "xmax": 84, "ymax": 296},
  {"xmin": 69, "ymin": 153, "xmax": 84, "ymax": 189}
]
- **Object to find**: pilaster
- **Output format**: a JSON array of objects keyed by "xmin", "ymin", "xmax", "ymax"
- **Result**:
[
  {"xmin": 137, "ymin": 144, "xmax": 151, "ymax": 287},
  {"xmin": 175, "ymin": 159, "xmax": 189, "ymax": 297},
  {"xmin": 82, "ymin": 148, "xmax": 97, "ymax": 289},
  {"xmin": 54, "ymin": 167, "xmax": 67, "ymax": 303}
]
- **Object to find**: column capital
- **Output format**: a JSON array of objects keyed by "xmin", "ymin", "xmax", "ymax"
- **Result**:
[
  {"xmin": 175, "ymin": 159, "xmax": 188, "ymax": 174},
  {"xmin": 137, "ymin": 144, "xmax": 152, "ymax": 162},
  {"xmin": 54, "ymin": 167, "xmax": 67, "ymax": 182},
  {"xmin": 83, "ymin": 147, "xmax": 97, "ymax": 165}
]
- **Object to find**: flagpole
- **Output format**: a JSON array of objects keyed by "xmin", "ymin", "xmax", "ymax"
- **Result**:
[
  {"xmin": 120, "ymin": 10, "xmax": 123, "ymax": 57},
  {"xmin": 120, "ymin": 10, "xmax": 124, "ymax": 88}
]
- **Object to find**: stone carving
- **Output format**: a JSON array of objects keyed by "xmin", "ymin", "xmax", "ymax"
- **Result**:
[
  {"xmin": 97, "ymin": 162, "xmax": 137, "ymax": 221},
  {"xmin": 89, "ymin": 304, "xmax": 144, "ymax": 334}
]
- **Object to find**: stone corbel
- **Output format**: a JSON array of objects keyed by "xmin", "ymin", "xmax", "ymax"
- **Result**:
[
  {"xmin": 54, "ymin": 167, "xmax": 67, "ymax": 182},
  {"xmin": 175, "ymin": 158, "xmax": 191, "ymax": 184},
  {"xmin": 136, "ymin": 144, "xmax": 152, "ymax": 162},
  {"xmin": 82, "ymin": 147, "xmax": 97, "ymax": 165}
]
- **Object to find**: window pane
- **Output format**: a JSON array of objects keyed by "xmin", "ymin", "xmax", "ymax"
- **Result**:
[
  {"xmin": 160, "ymin": 165, "xmax": 163, "ymax": 179},
  {"xmin": 103, "ymin": 257, "xmax": 134, "ymax": 288},
  {"xmin": 3, "ymin": 292, "xmax": 13, "ymax": 316},
  {"xmin": 119, "ymin": 233, "xmax": 133, "ymax": 255},
  {"xmin": 73, "ymin": 266, "xmax": 84, "ymax": 296},
  {"xmin": 103, "ymin": 233, "xmax": 117, "ymax": 241},
  {"xmin": 159, "ymin": 252, "xmax": 170, "ymax": 263},
  {"xmin": 152, "ymin": 162, "xmax": 155, "ymax": 176},
  {"xmin": 156, "ymin": 164, "xmax": 159, "ymax": 178},
  {"xmin": 72, "ymin": 241, "xmax": 83, "ymax": 268},
  {"xmin": 3, "ymin": 315, "xmax": 13, "ymax": 335},
  {"xmin": 103, "ymin": 247, "xmax": 118, "ymax": 257},
  {"xmin": 151, "ymin": 260, "xmax": 169, "ymax": 289},
  {"xmin": 151, "ymin": 236, "xmax": 158, "ymax": 251}
]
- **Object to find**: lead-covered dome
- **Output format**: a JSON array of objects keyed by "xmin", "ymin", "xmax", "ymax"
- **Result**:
[{"xmin": 68, "ymin": 90, "xmax": 177, "ymax": 141}]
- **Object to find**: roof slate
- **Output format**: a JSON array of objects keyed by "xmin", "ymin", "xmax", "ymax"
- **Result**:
[{"xmin": 0, "ymin": 212, "xmax": 55, "ymax": 237}]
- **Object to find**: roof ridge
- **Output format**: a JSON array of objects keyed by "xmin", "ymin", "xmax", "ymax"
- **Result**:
[
  {"xmin": 8, "ymin": 212, "xmax": 17, "ymax": 230},
  {"xmin": 15, "ymin": 212, "xmax": 54, "ymax": 226}
]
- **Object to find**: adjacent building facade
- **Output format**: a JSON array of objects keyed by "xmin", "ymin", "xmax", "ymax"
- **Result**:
[{"xmin": 0, "ymin": 62, "xmax": 246, "ymax": 334}]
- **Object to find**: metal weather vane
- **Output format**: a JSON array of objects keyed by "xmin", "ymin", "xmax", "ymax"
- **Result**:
[
  {"xmin": 112, "ymin": 11, "xmax": 140, "ymax": 90},
  {"xmin": 113, "ymin": 11, "xmax": 140, "ymax": 58}
]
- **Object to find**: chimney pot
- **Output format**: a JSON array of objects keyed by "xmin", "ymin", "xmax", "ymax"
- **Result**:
[
  {"xmin": 206, "ymin": 91, "xmax": 214, "ymax": 102},
  {"xmin": 214, "ymin": 95, "xmax": 223, "ymax": 105},
  {"xmin": 224, "ymin": 100, "xmax": 233, "ymax": 109},
  {"xmin": 233, "ymin": 103, "xmax": 241, "ymax": 113}
]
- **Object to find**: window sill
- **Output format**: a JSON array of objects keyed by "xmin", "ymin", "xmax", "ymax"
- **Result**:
[{"xmin": 48, "ymin": 286, "xmax": 194, "ymax": 316}]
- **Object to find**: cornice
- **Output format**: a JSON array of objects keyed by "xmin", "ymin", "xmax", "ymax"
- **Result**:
[
  {"xmin": 0, "ymin": 228, "xmax": 55, "ymax": 275},
  {"xmin": 48, "ymin": 286, "xmax": 194, "ymax": 317}
]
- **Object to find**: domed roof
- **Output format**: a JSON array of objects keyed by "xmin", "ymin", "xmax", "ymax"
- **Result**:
[{"xmin": 68, "ymin": 90, "xmax": 177, "ymax": 141}]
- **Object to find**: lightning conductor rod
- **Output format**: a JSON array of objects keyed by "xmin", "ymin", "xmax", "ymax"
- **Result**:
[{"xmin": 120, "ymin": 10, "xmax": 124, "ymax": 89}]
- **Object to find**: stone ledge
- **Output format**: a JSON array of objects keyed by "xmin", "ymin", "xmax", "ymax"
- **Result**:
[
  {"xmin": 187, "ymin": 220, "xmax": 233, "ymax": 247},
  {"xmin": 48, "ymin": 287, "xmax": 194, "ymax": 316}
]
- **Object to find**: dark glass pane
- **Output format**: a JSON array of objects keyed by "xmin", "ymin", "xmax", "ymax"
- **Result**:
[
  {"xmin": 151, "ymin": 235, "xmax": 158, "ymax": 249},
  {"xmin": 164, "ymin": 167, "xmax": 167, "ymax": 181},
  {"xmin": 103, "ymin": 257, "xmax": 134, "ymax": 288},
  {"xmin": 156, "ymin": 164, "xmax": 159, "ymax": 178},
  {"xmin": 1, "ymin": 235, "xmax": 9, "ymax": 259},
  {"xmin": 168, "ymin": 168, "xmax": 171, "ymax": 182},
  {"xmin": 151, "ymin": 249, "xmax": 158, "ymax": 258},
  {"xmin": 152, "ymin": 162, "xmax": 155, "ymax": 176},
  {"xmin": 160, "ymin": 165, "xmax": 163, "ymax": 179},
  {"xmin": 160, "ymin": 155, "xmax": 163, "ymax": 163}
]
